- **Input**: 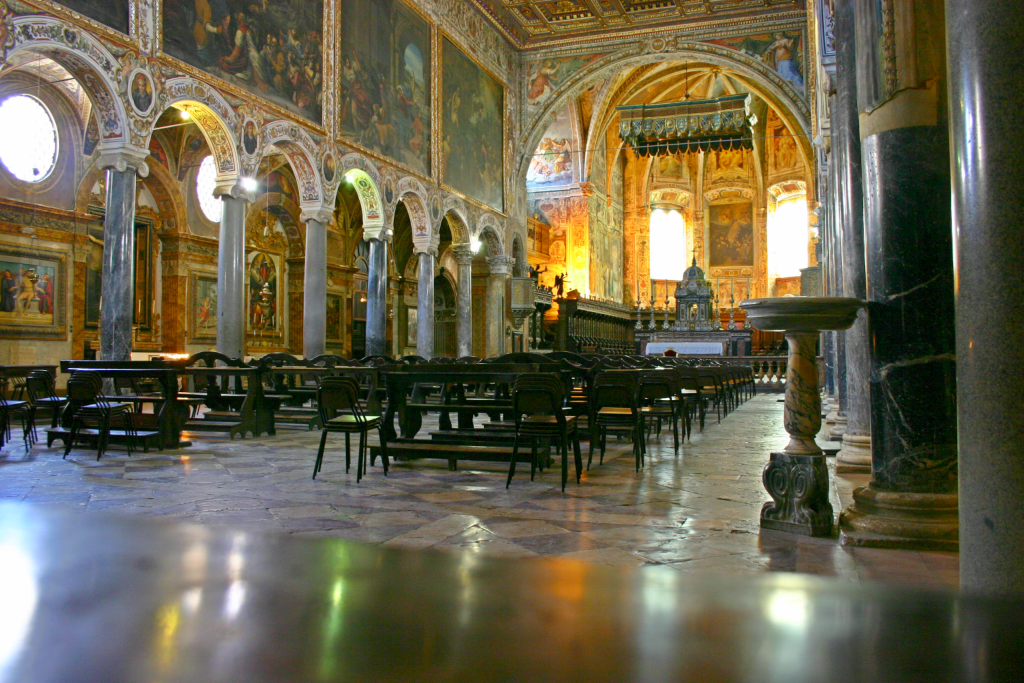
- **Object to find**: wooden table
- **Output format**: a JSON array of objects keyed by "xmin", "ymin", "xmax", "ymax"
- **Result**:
[
  {"xmin": 177, "ymin": 366, "xmax": 272, "ymax": 439},
  {"xmin": 0, "ymin": 364, "xmax": 57, "ymax": 398}
]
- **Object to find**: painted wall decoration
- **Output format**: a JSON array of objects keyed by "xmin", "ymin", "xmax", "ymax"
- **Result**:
[
  {"xmin": 49, "ymin": 0, "xmax": 129, "ymax": 34},
  {"xmin": 525, "ymin": 53, "xmax": 606, "ymax": 111},
  {"xmin": 712, "ymin": 148, "xmax": 747, "ymax": 182},
  {"xmin": 189, "ymin": 272, "xmax": 218, "ymax": 343},
  {"xmin": 162, "ymin": 0, "xmax": 325, "ymax": 124},
  {"xmin": 326, "ymin": 293, "xmax": 343, "ymax": 343},
  {"xmin": 0, "ymin": 243, "xmax": 66, "ymax": 340},
  {"xmin": 767, "ymin": 111, "xmax": 801, "ymax": 175},
  {"xmin": 129, "ymin": 71, "xmax": 155, "ymax": 116},
  {"xmin": 709, "ymin": 202, "xmax": 755, "ymax": 268},
  {"xmin": 338, "ymin": 0, "xmax": 431, "ymax": 176},
  {"xmin": 704, "ymin": 31, "xmax": 805, "ymax": 92},
  {"xmin": 654, "ymin": 153, "xmax": 688, "ymax": 183},
  {"xmin": 442, "ymin": 37, "xmax": 503, "ymax": 212},
  {"xmin": 526, "ymin": 104, "xmax": 574, "ymax": 188},
  {"xmin": 248, "ymin": 251, "xmax": 280, "ymax": 336}
]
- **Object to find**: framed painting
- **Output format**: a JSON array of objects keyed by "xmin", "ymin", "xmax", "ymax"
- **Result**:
[
  {"xmin": 338, "ymin": 0, "xmax": 431, "ymax": 176},
  {"xmin": 83, "ymin": 215, "xmax": 155, "ymax": 330},
  {"xmin": 247, "ymin": 250, "xmax": 282, "ymax": 339},
  {"xmin": 406, "ymin": 306, "xmax": 417, "ymax": 346},
  {"xmin": 441, "ymin": 36, "xmax": 504, "ymax": 212},
  {"xmin": 161, "ymin": 0, "xmax": 325, "ymax": 125},
  {"xmin": 709, "ymin": 202, "xmax": 755, "ymax": 268},
  {"xmin": 0, "ymin": 241, "xmax": 67, "ymax": 340},
  {"xmin": 326, "ymin": 293, "xmax": 343, "ymax": 344},
  {"xmin": 40, "ymin": 0, "xmax": 130, "ymax": 35},
  {"xmin": 189, "ymin": 272, "xmax": 218, "ymax": 344}
]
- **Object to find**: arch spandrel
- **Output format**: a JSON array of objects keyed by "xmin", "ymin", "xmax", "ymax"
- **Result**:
[
  {"xmin": 340, "ymin": 154, "xmax": 385, "ymax": 239},
  {"xmin": 441, "ymin": 195, "xmax": 471, "ymax": 246},
  {"xmin": 397, "ymin": 176, "xmax": 433, "ymax": 253},
  {"xmin": 261, "ymin": 120, "xmax": 324, "ymax": 210},
  {"xmin": 160, "ymin": 77, "xmax": 240, "ymax": 186}
]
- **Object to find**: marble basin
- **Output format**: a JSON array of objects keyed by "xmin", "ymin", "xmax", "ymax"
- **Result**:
[{"xmin": 740, "ymin": 297, "xmax": 865, "ymax": 332}]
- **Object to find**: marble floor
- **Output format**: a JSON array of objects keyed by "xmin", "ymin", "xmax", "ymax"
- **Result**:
[{"xmin": 0, "ymin": 395, "xmax": 958, "ymax": 589}]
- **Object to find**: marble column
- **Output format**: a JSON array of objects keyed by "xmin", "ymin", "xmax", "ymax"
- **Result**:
[
  {"xmin": 947, "ymin": 0, "xmax": 1024, "ymax": 595},
  {"xmin": 833, "ymin": 0, "xmax": 871, "ymax": 471},
  {"xmin": 453, "ymin": 246, "xmax": 474, "ymax": 358},
  {"xmin": 302, "ymin": 215, "xmax": 328, "ymax": 360},
  {"xmin": 839, "ymin": 0, "xmax": 957, "ymax": 550},
  {"xmin": 486, "ymin": 256, "xmax": 513, "ymax": 358},
  {"xmin": 365, "ymin": 237, "xmax": 389, "ymax": 357},
  {"xmin": 826, "ymin": 131, "xmax": 847, "ymax": 432},
  {"xmin": 821, "ymin": 181, "xmax": 836, "ymax": 397},
  {"xmin": 416, "ymin": 250, "xmax": 436, "ymax": 359},
  {"xmin": 217, "ymin": 191, "xmax": 249, "ymax": 360},
  {"xmin": 99, "ymin": 161, "xmax": 142, "ymax": 361}
]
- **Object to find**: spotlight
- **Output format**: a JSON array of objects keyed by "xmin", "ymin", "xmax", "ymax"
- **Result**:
[
  {"xmin": 180, "ymin": 109, "xmax": 191, "ymax": 120},
  {"xmin": 241, "ymin": 177, "xmax": 258, "ymax": 192},
  {"xmin": 470, "ymin": 238, "xmax": 482, "ymax": 253}
]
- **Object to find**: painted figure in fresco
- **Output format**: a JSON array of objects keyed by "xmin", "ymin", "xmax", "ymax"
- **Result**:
[
  {"xmin": 220, "ymin": 12, "xmax": 268, "ymax": 90},
  {"xmin": 188, "ymin": 0, "xmax": 227, "ymax": 67},
  {"xmin": 0, "ymin": 269, "xmax": 15, "ymax": 312},
  {"xmin": 36, "ymin": 274, "xmax": 52, "ymax": 315},
  {"xmin": 765, "ymin": 33, "xmax": 804, "ymax": 89},
  {"xmin": 775, "ymin": 133, "xmax": 797, "ymax": 170},
  {"xmin": 15, "ymin": 268, "xmax": 38, "ymax": 315},
  {"xmin": 528, "ymin": 60, "xmax": 560, "ymax": 105},
  {"xmin": 131, "ymin": 73, "xmax": 153, "ymax": 113},
  {"xmin": 198, "ymin": 295, "xmax": 213, "ymax": 329}
]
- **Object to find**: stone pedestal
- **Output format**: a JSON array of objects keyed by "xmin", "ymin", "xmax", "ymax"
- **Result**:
[
  {"xmin": 99, "ymin": 165, "xmax": 139, "ymax": 361},
  {"xmin": 217, "ymin": 193, "xmax": 248, "ymax": 360},
  {"xmin": 453, "ymin": 246, "xmax": 473, "ymax": 358},
  {"xmin": 302, "ymin": 216, "xmax": 327, "ymax": 360},
  {"xmin": 416, "ymin": 250, "xmax": 436, "ymax": 359},
  {"xmin": 365, "ymin": 237, "xmax": 388, "ymax": 357},
  {"xmin": 486, "ymin": 256, "xmax": 513, "ymax": 358},
  {"xmin": 742, "ymin": 297, "xmax": 864, "ymax": 538},
  {"xmin": 947, "ymin": 0, "xmax": 1024, "ymax": 594}
]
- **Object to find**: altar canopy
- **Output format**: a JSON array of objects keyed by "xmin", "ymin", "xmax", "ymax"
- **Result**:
[{"xmin": 617, "ymin": 94, "xmax": 756, "ymax": 157}]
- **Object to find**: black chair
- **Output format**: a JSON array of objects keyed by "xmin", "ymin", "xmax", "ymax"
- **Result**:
[
  {"xmin": 0, "ymin": 393, "xmax": 34, "ymax": 449},
  {"xmin": 25, "ymin": 370, "xmax": 67, "ymax": 429},
  {"xmin": 313, "ymin": 376, "xmax": 389, "ymax": 482},
  {"xmin": 506, "ymin": 374, "xmax": 582, "ymax": 492},
  {"xmin": 638, "ymin": 372, "xmax": 681, "ymax": 451},
  {"xmin": 63, "ymin": 372, "xmax": 136, "ymax": 460},
  {"xmin": 588, "ymin": 371, "xmax": 645, "ymax": 472}
]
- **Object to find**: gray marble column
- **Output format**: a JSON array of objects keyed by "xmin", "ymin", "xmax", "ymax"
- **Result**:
[
  {"xmin": 99, "ymin": 163, "xmax": 140, "ymax": 361},
  {"xmin": 833, "ymin": 0, "xmax": 871, "ymax": 470},
  {"xmin": 826, "ymin": 129, "xmax": 847, "ymax": 431},
  {"xmin": 416, "ymin": 250, "xmax": 436, "ymax": 359},
  {"xmin": 947, "ymin": 0, "xmax": 1024, "ymax": 595},
  {"xmin": 302, "ymin": 216, "xmax": 328, "ymax": 360},
  {"xmin": 217, "ymin": 193, "xmax": 248, "ymax": 360},
  {"xmin": 486, "ymin": 256, "xmax": 513, "ymax": 358},
  {"xmin": 365, "ymin": 237, "xmax": 389, "ymax": 357},
  {"xmin": 453, "ymin": 246, "xmax": 474, "ymax": 358}
]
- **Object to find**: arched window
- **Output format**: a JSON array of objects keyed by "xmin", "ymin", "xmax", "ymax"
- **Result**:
[
  {"xmin": 196, "ymin": 155, "xmax": 223, "ymax": 223},
  {"xmin": 649, "ymin": 208, "xmax": 687, "ymax": 281},
  {"xmin": 767, "ymin": 187, "xmax": 810, "ymax": 284},
  {"xmin": 0, "ymin": 95, "xmax": 58, "ymax": 183}
]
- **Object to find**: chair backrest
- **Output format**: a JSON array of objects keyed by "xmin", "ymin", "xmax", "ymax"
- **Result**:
[
  {"xmin": 316, "ymin": 377, "xmax": 367, "ymax": 424},
  {"xmin": 25, "ymin": 370, "xmax": 56, "ymax": 402},
  {"xmin": 512, "ymin": 375, "xmax": 566, "ymax": 424},
  {"xmin": 639, "ymin": 372, "xmax": 677, "ymax": 403},
  {"xmin": 590, "ymin": 372, "xmax": 638, "ymax": 411}
]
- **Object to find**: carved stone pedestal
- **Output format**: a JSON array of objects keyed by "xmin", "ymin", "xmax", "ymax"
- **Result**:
[{"xmin": 762, "ymin": 451, "xmax": 833, "ymax": 536}]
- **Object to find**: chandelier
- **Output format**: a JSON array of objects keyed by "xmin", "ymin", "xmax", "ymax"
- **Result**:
[{"xmin": 617, "ymin": 94, "xmax": 756, "ymax": 157}]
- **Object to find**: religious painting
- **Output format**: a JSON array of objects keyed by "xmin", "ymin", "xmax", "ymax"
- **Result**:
[
  {"xmin": 709, "ymin": 202, "xmax": 755, "ymax": 268},
  {"xmin": 83, "ymin": 220, "xmax": 154, "ymax": 329},
  {"xmin": 247, "ymin": 251, "xmax": 280, "ymax": 336},
  {"xmin": 325, "ymin": 293, "xmax": 343, "ymax": 343},
  {"xmin": 47, "ymin": 0, "xmax": 129, "ymax": 34},
  {"xmin": 406, "ymin": 306, "xmax": 417, "ymax": 346},
  {"xmin": 713, "ymin": 148, "xmax": 747, "ymax": 182},
  {"xmin": 525, "ymin": 53, "xmax": 606, "ymax": 111},
  {"xmin": 189, "ymin": 272, "xmax": 218, "ymax": 343},
  {"xmin": 84, "ymin": 235, "xmax": 102, "ymax": 328},
  {"xmin": 148, "ymin": 137, "xmax": 169, "ymax": 170},
  {"xmin": 129, "ymin": 71, "xmax": 154, "ymax": 116},
  {"xmin": 242, "ymin": 119, "xmax": 259, "ymax": 156},
  {"xmin": 322, "ymin": 152, "xmax": 335, "ymax": 184},
  {"xmin": 526, "ymin": 105, "xmax": 574, "ymax": 188},
  {"xmin": 0, "ymin": 242, "xmax": 66, "ymax": 340},
  {"xmin": 768, "ymin": 111, "xmax": 802, "ymax": 176},
  {"xmin": 442, "ymin": 37, "xmax": 503, "ymax": 212},
  {"xmin": 338, "ymin": 0, "xmax": 431, "ymax": 176},
  {"xmin": 83, "ymin": 114, "xmax": 100, "ymax": 157},
  {"xmin": 704, "ymin": 31, "xmax": 805, "ymax": 93},
  {"xmin": 162, "ymin": 0, "xmax": 324, "ymax": 124},
  {"xmin": 655, "ymin": 153, "xmax": 688, "ymax": 182}
]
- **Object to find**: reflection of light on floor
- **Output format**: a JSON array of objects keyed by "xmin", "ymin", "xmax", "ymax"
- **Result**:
[
  {"xmin": 223, "ymin": 580, "xmax": 247, "ymax": 621},
  {"xmin": 0, "ymin": 542, "xmax": 38, "ymax": 679},
  {"xmin": 765, "ymin": 588, "xmax": 809, "ymax": 630}
]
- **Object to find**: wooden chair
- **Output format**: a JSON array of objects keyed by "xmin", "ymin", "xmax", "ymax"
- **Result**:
[
  {"xmin": 588, "ymin": 371, "xmax": 645, "ymax": 472},
  {"xmin": 506, "ymin": 374, "xmax": 582, "ymax": 492},
  {"xmin": 313, "ymin": 376, "xmax": 389, "ymax": 482},
  {"xmin": 63, "ymin": 372, "xmax": 136, "ymax": 460}
]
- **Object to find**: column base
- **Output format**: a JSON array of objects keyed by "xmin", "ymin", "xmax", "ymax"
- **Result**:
[
  {"xmin": 839, "ymin": 485, "xmax": 958, "ymax": 551},
  {"xmin": 836, "ymin": 433, "xmax": 872, "ymax": 473},
  {"xmin": 828, "ymin": 414, "xmax": 848, "ymax": 440},
  {"xmin": 761, "ymin": 452, "xmax": 834, "ymax": 537},
  {"xmin": 825, "ymin": 403, "xmax": 840, "ymax": 425}
]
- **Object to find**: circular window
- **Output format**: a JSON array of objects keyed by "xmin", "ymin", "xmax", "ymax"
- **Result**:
[
  {"xmin": 0, "ymin": 95, "xmax": 58, "ymax": 183},
  {"xmin": 196, "ymin": 155, "xmax": 223, "ymax": 223}
]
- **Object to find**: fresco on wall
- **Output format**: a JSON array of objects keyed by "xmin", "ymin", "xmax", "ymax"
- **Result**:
[
  {"xmin": 712, "ymin": 148, "xmax": 748, "ymax": 182},
  {"xmin": 525, "ymin": 53, "xmax": 606, "ymax": 111},
  {"xmin": 50, "ymin": 0, "xmax": 129, "ymax": 34},
  {"xmin": 590, "ymin": 221, "xmax": 622, "ymax": 301},
  {"xmin": 704, "ymin": 31, "xmax": 805, "ymax": 93},
  {"xmin": 0, "ymin": 258, "xmax": 57, "ymax": 326},
  {"xmin": 526, "ymin": 105, "xmax": 574, "ymax": 188},
  {"xmin": 654, "ymin": 153, "xmax": 688, "ymax": 182},
  {"xmin": 442, "ymin": 37, "xmax": 503, "ymax": 211},
  {"xmin": 163, "ymin": 0, "xmax": 324, "ymax": 124},
  {"xmin": 767, "ymin": 112, "xmax": 801, "ymax": 176},
  {"xmin": 339, "ymin": 0, "xmax": 431, "ymax": 176},
  {"xmin": 709, "ymin": 202, "xmax": 754, "ymax": 268}
]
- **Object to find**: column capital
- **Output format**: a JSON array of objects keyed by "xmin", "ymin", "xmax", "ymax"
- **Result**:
[
  {"xmin": 214, "ymin": 183, "xmax": 256, "ymax": 203},
  {"xmin": 300, "ymin": 208, "xmax": 335, "ymax": 225},
  {"xmin": 96, "ymin": 145, "xmax": 150, "ymax": 178},
  {"xmin": 487, "ymin": 255, "xmax": 516, "ymax": 275},
  {"xmin": 452, "ymin": 245, "xmax": 475, "ymax": 266},
  {"xmin": 414, "ymin": 244, "xmax": 439, "ymax": 257}
]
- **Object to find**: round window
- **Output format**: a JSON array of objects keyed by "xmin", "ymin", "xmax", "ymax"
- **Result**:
[
  {"xmin": 196, "ymin": 155, "xmax": 223, "ymax": 223},
  {"xmin": 0, "ymin": 95, "xmax": 58, "ymax": 183}
]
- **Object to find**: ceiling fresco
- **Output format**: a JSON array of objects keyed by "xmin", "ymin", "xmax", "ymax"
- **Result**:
[{"xmin": 470, "ymin": 0, "xmax": 807, "ymax": 47}]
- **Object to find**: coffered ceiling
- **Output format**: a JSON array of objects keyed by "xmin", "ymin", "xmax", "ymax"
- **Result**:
[{"xmin": 471, "ymin": 0, "xmax": 807, "ymax": 48}]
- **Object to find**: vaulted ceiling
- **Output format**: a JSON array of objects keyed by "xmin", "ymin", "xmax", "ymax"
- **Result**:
[{"xmin": 471, "ymin": 0, "xmax": 807, "ymax": 48}]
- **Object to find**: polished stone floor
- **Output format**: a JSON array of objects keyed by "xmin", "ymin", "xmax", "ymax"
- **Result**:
[{"xmin": 0, "ymin": 395, "xmax": 958, "ymax": 589}]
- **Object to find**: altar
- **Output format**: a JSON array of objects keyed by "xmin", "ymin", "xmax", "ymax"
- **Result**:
[{"xmin": 641, "ymin": 332, "xmax": 752, "ymax": 356}]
